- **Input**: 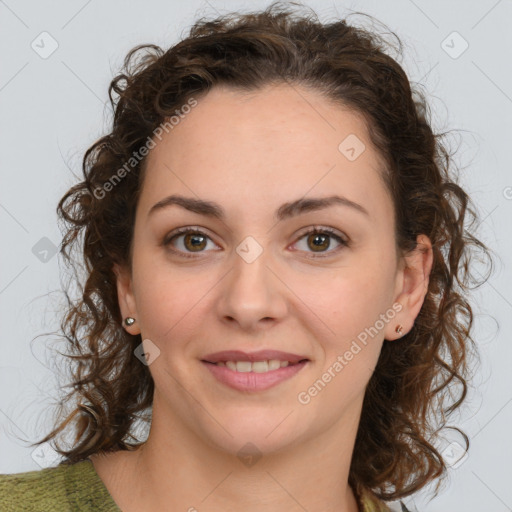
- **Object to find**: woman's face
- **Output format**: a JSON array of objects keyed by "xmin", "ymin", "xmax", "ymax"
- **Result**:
[{"xmin": 117, "ymin": 83, "xmax": 413, "ymax": 456}]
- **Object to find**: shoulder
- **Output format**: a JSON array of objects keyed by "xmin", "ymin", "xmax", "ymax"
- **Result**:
[
  {"xmin": 0, "ymin": 462, "xmax": 70, "ymax": 511},
  {"xmin": 0, "ymin": 459, "xmax": 120, "ymax": 511},
  {"xmin": 359, "ymin": 486, "xmax": 412, "ymax": 512}
]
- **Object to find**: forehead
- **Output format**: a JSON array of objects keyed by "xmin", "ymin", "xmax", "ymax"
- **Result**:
[{"xmin": 138, "ymin": 83, "xmax": 391, "ymax": 222}]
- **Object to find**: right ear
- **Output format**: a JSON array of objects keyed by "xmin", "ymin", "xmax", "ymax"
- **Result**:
[{"xmin": 113, "ymin": 263, "xmax": 141, "ymax": 335}]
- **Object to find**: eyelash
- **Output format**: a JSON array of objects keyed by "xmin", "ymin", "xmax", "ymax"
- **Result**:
[{"xmin": 162, "ymin": 226, "xmax": 349, "ymax": 259}]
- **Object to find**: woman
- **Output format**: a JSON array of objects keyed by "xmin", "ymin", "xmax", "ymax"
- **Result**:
[{"xmin": 0, "ymin": 2, "xmax": 491, "ymax": 511}]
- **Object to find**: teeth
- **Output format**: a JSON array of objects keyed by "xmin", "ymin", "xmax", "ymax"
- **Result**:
[
  {"xmin": 251, "ymin": 361, "xmax": 268, "ymax": 373},
  {"xmin": 268, "ymin": 359, "xmax": 282, "ymax": 370},
  {"xmin": 217, "ymin": 359, "xmax": 294, "ymax": 373},
  {"xmin": 236, "ymin": 361, "xmax": 252, "ymax": 373}
]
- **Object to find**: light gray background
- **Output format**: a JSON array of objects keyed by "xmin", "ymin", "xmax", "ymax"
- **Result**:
[{"xmin": 1, "ymin": 1, "xmax": 511, "ymax": 511}]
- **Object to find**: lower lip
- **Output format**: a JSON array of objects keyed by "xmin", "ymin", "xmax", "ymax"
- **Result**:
[{"xmin": 201, "ymin": 361, "xmax": 308, "ymax": 392}]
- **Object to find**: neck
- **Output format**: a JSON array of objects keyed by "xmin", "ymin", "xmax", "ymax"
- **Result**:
[{"xmin": 112, "ymin": 397, "xmax": 364, "ymax": 512}]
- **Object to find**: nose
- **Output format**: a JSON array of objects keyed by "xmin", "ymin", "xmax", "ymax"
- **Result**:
[{"xmin": 215, "ymin": 244, "xmax": 288, "ymax": 332}]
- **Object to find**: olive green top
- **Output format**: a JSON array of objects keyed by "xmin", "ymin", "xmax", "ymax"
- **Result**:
[{"xmin": 0, "ymin": 459, "xmax": 394, "ymax": 511}]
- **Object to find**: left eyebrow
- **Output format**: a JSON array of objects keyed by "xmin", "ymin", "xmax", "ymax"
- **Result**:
[
  {"xmin": 276, "ymin": 195, "xmax": 370, "ymax": 220},
  {"xmin": 147, "ymin": 194, "xmax": 370, "ymax": 221}
]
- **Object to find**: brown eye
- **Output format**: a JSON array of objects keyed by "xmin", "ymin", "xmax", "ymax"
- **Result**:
[
  {"xmin": 307, "ymin": 232, "xmax": 331, "ymax": 252},
  {"xmin": 164, "ymin": 228, "xmax": 218, "ymax": 257},
  {"xmin": 293, "ymin": 227, "xmax": 348, "ymax": 258},
  {"xmin": 182, "ymin": 232, "xmax": 208, "ymax": 252}
]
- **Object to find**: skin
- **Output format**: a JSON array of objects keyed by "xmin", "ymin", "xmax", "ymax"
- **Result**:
[{"xmin": 90, "ymin": 83, "xmax": 433, "ymax": 512}]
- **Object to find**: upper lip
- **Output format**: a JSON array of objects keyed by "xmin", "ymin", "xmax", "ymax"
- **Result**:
[{"xmin": 202, "ymin": 350, "xmax": 309, "ymax": 364}]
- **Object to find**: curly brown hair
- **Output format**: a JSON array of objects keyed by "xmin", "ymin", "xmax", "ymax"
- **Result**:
[{"xmin": 30, "ymin": 0, "xmax": 493, "ymax": 505}]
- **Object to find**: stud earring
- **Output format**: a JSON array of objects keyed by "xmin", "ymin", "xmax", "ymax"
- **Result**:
[
  {"xmin": 395, "ymin": 324, "xmax": 403, "ymax": 336},
  {"xmin": 124, "ymin": 317, "xmax": 136, "ymax": 326}
]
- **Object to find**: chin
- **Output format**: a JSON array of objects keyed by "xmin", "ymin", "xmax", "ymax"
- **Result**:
[{"xmin": 199, "ymin": 409, "xmax": 306, "ymax": 458}]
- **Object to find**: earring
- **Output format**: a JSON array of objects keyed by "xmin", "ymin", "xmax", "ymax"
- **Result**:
[
  {"xmin": 395, "ymin": 324, "xmax": 403, "ymax": 336},
  {"xmin": 124, "ymin": 317, "xmax": 136, "ymax": 326}
]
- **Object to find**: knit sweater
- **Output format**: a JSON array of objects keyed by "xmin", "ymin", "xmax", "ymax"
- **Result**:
[{"xmin": 0, "ymin": 459, "xmax": 395, "ymax": 511}]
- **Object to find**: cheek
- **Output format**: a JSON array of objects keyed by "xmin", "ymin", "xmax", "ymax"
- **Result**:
[
  {"xmin": 299, "ymin": 270, "xmax": 388, "ymax": 406},
  {"xmin": 289, "ymin": 255, "xmax": 396, "ymax": 379},
  {"xmin": 295, "ymin": 262, "xmax": 393, "ymax": 335},
  {"xmin": 132, "ymin": 256, "xmax": 218, "ymax": 342}
]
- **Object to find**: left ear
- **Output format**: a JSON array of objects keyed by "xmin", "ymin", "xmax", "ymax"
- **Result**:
[{"xmin": 384, "ymin": 234, "xmax": 433, "ymax": 340}]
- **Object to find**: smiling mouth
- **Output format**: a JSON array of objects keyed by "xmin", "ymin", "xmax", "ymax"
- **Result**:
[{"xmin": 202, "ymin": 359, "xmax": 309, "ymax": 373}]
